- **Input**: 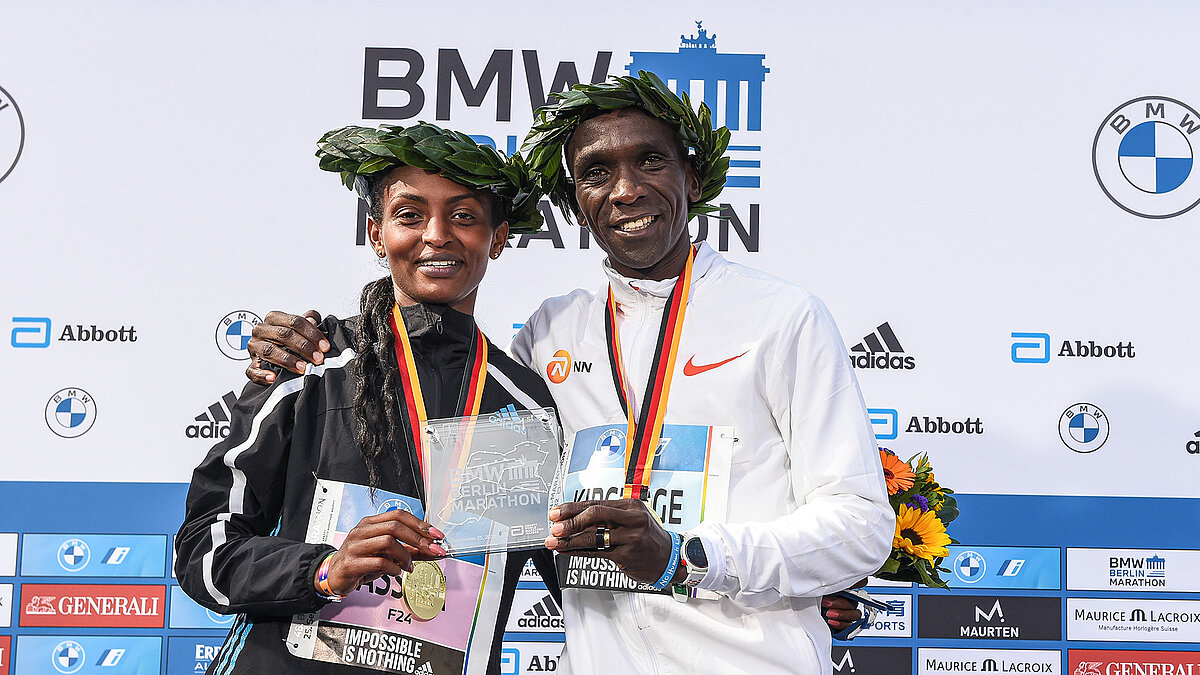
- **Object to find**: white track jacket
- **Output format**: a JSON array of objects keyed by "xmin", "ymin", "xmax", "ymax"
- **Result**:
[{"xmin": 510, "ymin": 243, "xmax": 894, "ymax": 675}]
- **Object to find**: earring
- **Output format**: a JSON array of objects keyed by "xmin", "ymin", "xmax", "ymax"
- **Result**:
[
  {"xmin": 490, "ymin": 252, "xmax": 500, "ymax": 259},
  {"xmin": 376, "ymin": 248, "xmax": 386, "ymax": 258}
]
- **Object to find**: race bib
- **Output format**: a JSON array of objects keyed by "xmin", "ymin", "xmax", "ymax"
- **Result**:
[
  {"xmin": 556, "ymin": 423, "xmax": 732, "ymax": 595},
  {"xmin": 287, "ymin": 480, "xmax": 504, "ymax": 675}
]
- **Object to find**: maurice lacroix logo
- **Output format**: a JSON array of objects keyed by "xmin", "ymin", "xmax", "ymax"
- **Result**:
[
  {"xmin": 1059, "ymin": 403, "xmax": 1109, "ymax": 453},
  {"xmin": 215, "ymin": 310, "xmax": 261, "ymax": 360},
  {"xmin": 0, "ymin": 84, "xmax": 24, "ymax": 184},
  {"xmin": 1010, "ymin": 332, "xmax": 1135, "ymax": 364},
  {"xmin": 849, "ymin": 322, "xmax": 916, "ymax": 371},
  {"xmin": 45, "ymin": 388, "xmax": 97, "ymax": 438},
  {"xmin": 186, "ymin": 391, "xmax": 237, "ymax": 439},
  {"xmin": 1093, "ymin": 96, "xmax": 1200, "ymax": 218},
  {"xmin": 357, "ymin": 22, "xmax": 767, "ymax": 253}
]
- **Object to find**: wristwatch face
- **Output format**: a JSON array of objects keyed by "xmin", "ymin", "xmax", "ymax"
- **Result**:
[{"xmin": 684, "ymin": 537, "xmax": 708, "ymax": 568}]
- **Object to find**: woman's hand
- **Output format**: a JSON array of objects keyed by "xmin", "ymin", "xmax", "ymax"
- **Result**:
[{"xmin": 319, "ymin": 510, "xmax": 446, "ymax": 597}]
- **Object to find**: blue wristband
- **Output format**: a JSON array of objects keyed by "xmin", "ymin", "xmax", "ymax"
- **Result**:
[{"xmin": 649, "ymin": 531, "xmax": 682, "ymax": 591}]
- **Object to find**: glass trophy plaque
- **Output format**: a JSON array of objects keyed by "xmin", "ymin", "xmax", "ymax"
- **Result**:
[{"xmin": 420, "ymin": 406, "xmax": 566, "ymax": 555}]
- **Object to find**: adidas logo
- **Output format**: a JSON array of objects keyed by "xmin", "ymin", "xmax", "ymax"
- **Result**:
[
  {"xmin": 517, "ymin": 594, "xmax": 563, "ymax": 629},
  {"xmin": 185, "ymin": 391, "xmax": 237, "ymax": 439},
  {"xmin": 488, "ymin": 403, "xmax": 527, "ymax": 435},
  {"xmin": 414, "ymin": 663, "xmax": 434, "ymax": 675},
  {"xmin": 849, "ymin": 322, "xmax": 916, "ymax": 371}
]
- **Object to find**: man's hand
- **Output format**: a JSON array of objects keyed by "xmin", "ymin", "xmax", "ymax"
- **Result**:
[
  {"xmin": 246, "ymin": 310, "xmax": 330, "ymax": 385},
  {"xmin": 320, "ymin": 510, "xmax": 447, "ymax": 597},
  {"xmin": 546, "ymin": 499, "xmax": 675, "ymax": 585},
  {"xmin": 821, "ymin": 593, "xmax": 864, "ymax": 632}
]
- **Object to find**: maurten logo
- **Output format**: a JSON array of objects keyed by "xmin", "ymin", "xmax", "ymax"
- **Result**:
[
  {"xmin": 186, "ymin": 391, "xmax": 237, "ymax": 439},
  {"xmin": 215, "ymin": 310, "xmax": 262, "ymax": 360},
  {"xmin": 517, "ymin": 594, "xmax": 563, "ymax": 629},
  {"xmin": 1059, "ymin": 402, "xmax": 1109, "ymax": 453},
  {"xmin": 0, "ymin": 84, "xmax": 24, "ymax": 184},
  {"xmin": 849, "ymin": 322, "xmax": 915, "ymax": 371},
  {"xmin": 45, "ymin": 388, "xmax": 97, "ymax": 438},
  {"xmin": 1093, "ymin": 96, "xmax": 1200, "ymax": 218}
]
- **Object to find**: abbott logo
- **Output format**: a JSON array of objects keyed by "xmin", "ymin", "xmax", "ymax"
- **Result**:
[
  {"xmin": 1011, "ymin": 332, "xmax": 1050, "ymax": 363},
  {"xmin": 868, "ymin": 408, "xmax": 898, "ymax": 440},
  {"xmin": 546, "ymin": 349, "xmax": 572, "ymax": 384},
  {"xmin": 11, "ymin": 317, "xmax": 51, "ymax": 348}
]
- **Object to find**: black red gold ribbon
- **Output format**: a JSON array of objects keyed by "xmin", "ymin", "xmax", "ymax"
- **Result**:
[
  {"xmin": 605, "ymin": 245, "xmax": 696, "ymax": 500},
  {"xmin": 389, "ymin": 304, "xmax": 488, "ymax": 482}
]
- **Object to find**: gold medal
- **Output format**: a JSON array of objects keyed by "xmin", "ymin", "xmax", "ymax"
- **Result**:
[{"xmin": 403, "ymin": 560, "xmax": 447, "ymax": 621}]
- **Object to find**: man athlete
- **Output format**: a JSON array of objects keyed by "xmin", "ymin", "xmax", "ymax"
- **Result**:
[{"xmin": 247, "ymin": 73, "xmax": 892, "ymax": 674}]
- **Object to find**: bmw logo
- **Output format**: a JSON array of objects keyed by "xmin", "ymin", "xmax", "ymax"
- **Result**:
[
  {"xmin": 1093, "ymin": 96, "xmax": 1200, "ymax": 218},
  {"xmin": 216, "ymin": 310, "xmax": 263, "ymax": 360},
  {"xmin": 954, "ymin": 550, "xmax": 986, "ymax": 583},
  {"xmin": 52, "ymin": 640, "xmax": 85, "ymax": 674},
  {"xmin": 57, "ymin": 538, "xmax": 90, "ymax": 572},
  {"xmin": 1059, "ymin": 402, "xmax": 1110, "ymax": 454},
  {"xmin": 594, "ymin": 429, "xmax": 625, "ymax": 463},
  {"xmin": 378, "ymin": 498, "xmax": 414, "ymax": 515},
  {"xmin": 45, "ymin": 388, "xmax": 97, "ymax": 438}
]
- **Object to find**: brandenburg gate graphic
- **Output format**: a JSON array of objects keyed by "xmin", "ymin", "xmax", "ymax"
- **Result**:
[{"xmin": 627, "ymin": 22, "xmax": 770, "ymax": 132}]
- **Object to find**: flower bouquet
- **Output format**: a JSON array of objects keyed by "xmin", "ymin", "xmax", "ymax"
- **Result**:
[{"xmin": 875, "ymin": 448, "xmax": 958, "ymax": 588}]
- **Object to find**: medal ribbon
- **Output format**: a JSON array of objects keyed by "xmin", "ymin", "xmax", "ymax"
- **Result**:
[
  {"xmin": 605, "ymin": 245, "xmax": 696, "ymax": 500},
  {"xmin": 389, "ymin": 304, "xmax": 488, "ymax": 481}
]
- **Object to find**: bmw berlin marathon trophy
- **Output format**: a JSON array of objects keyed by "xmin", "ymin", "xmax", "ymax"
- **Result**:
[{"xmin": 421, "ymin": 407, "xmax": 567, "ymax": 555}]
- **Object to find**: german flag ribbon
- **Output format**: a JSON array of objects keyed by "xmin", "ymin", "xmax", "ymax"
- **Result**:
[
  {"xmin": 605, "ymin": 245, "xmax": 696, "ymax": 501},
  {"xmin": 389, "ymin": 304, "xmax": 489, "ymax": 484}
]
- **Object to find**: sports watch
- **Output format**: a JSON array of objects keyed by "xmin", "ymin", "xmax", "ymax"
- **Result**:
[{"xmin": 679, "ymin": 533, "xmax": 709, "ymax": 588}]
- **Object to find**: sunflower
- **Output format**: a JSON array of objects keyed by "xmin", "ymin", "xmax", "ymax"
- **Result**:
[
  {"xmin": 893, "ymin": 504, "xmax": 951, "ymax": 561},
  {"xmin": 880, "ymin": 449, "xmax": 916, "ymax": 495}
]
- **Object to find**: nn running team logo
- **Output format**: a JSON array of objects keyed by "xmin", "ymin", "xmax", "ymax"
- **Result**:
[
  {"xmin": 546, "ymin": 349, "xmax": 592, "ymax": 384},
  {"xmin": 1093, "ymin": 96, "xmax": 1200, "ymax": 218}
]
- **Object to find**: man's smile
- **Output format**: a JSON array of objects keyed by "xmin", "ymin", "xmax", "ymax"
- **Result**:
[{"xmin": 613, "ymin": 215, "xmax": 657, "ymax": 233}]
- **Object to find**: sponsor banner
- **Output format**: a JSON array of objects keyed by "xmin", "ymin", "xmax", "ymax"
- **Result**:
[
  {"xmin": 947, "ymin": 546, "xmax": 1061, "ymax": 589},
  {"xmin": 856, "ymin": 594, "xmax": 912, "ymax": 638},
  {"xmin": 20, "ymin": 534, "xmax": 166, "ymax": 577},
  {"xmin": 168, "ymin": 586, "xmax": 237, "ymax": 629},
  {"xmin": 167, "ymin": 636, "xmax": 227, "ymax": 675},
  {"xmin": 1067, "ymin": 548, "xmax": 1200, "ymax": 592},
  {"xmin": 19, "ymin": 584, "xmax": 165, "ymax": 628},
  {"xmin": 309, "ymin": 621, "xmax": 463, "ymax": 674},
  {"xmin": 498, "ymin": 642, "xmax": 565, "ymax": 675},
  {"xmin": 15, "ymin": 636, "xmax": 161, "ymax": 675},
  {"xmin": 918, "ymin": 648, "xmax": 1060, "ymax": 674},
  {"xmin": 518, "ymin": 558, "xmax": 547, "ymax": 585},
  {"xmin": 833, "ymin": 646, "xmax": 912, "ymax": 674},
  {"xmin": 505, "ymin": 589, "xmax": 564, "ymax": 634},
  {"xmin": 1067, "ymin": 598, "xmax": 1200, "ymax": 643},
  {"xmin": 1069, "ymin": 649, "xmax": 1200, "ymax": 674},
  {"xmin": 0, "ymin": 635, "xmax": 7, "ymax": 675},
  {"xmin": 0, "ymin": 533, "xmax": 15, "ymax": 576},
  {"xmin": 0, "ymin": 583, "xmax": 10, "ymax": 628},
  {"xmin": 919, "ymin": 595, "xmax": 1062, "ymax": 640}
]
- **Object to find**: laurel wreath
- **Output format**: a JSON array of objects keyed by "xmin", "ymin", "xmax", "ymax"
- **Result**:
[
  {"xmin": 316, "ymin": 122, "xmax": 544, "ymax": 234},
  {"xmin": 521, "ymin": 70, "xmax": 731, "ymax": 220}
]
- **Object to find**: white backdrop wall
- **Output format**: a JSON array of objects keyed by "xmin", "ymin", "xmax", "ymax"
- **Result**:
[{"xmin": 1, "ymin": 2, "xmax": 1198, "ymax": 673}]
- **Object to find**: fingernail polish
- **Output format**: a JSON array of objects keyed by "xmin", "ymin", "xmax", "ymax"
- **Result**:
[
  {"xmin": 429, "ymin": 526, "xmax": 445, "ymax": 539},
  {"xmin": 430, "ymin": 544, "xmax": 447, "ymax": 556}
]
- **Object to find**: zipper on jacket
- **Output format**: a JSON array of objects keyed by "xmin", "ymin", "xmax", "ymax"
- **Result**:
[{"xmin": 620, "ymin": 591, "xmax": 662, "ymax": 675}]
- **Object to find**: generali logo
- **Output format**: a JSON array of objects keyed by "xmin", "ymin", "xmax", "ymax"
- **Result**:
[{"xmin": 20, "ymin": 584, "xmax": 165, "ymax": 628}]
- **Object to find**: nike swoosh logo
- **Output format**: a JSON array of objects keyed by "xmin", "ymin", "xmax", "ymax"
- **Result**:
[{"xmin": 682, "ymin": 350, "xmax": 750, "ymax": 376}]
